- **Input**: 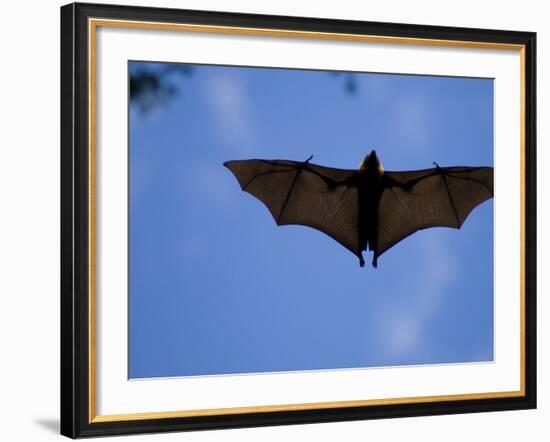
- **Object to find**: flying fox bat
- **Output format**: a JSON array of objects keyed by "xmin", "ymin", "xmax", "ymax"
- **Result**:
[{"xmin": 224, "ymin": 151, "xmax": 493, "ymax": 268}]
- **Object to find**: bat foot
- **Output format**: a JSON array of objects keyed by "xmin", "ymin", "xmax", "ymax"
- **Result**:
[
  {"xmin": 372, "ymin": 255, "xmax": 378, "ymax": 268},
  {"xmin": 359, "ymin": 254, "xmax": 365, "ymax": 267}
]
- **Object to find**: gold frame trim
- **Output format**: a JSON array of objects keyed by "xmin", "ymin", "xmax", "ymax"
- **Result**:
[{"xmin": 87, "ymin": 18, "xmax": 527, "ymax": 424}]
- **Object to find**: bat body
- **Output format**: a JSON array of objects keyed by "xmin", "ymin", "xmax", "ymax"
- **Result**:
[{"xmin": 224, "ymin": 151, "xmax": 493, "ymax": 268}]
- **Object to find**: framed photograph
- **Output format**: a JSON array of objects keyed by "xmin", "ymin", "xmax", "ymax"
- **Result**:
[{"xmin": 60, "ymin": 2, "xmax": 536, "ymax": 438}]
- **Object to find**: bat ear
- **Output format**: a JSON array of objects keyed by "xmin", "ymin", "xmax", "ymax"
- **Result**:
[{"xmin": 359, "ymin": 153, "xmax": 370, "ymax": 170}]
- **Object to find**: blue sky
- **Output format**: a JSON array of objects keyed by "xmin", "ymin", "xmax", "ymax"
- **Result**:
[{"xmin": 129, "ymin": 62, "xmax": 494, "ymax": 379}]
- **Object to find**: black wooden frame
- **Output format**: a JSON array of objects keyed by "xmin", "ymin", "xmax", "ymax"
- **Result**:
[{"xmin": 61, "ymin": 2, "xmax": 537, "ymax": 438}]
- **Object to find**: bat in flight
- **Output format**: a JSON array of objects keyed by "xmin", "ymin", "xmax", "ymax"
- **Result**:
[{"xmin": 224, "ymin": 151, "xmax": 493, "ymax": 268}]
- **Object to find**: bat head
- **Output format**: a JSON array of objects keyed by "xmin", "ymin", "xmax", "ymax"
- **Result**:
[{"xmin": 359, "ymin": 150, "xmax": 384, "ymax": 175}]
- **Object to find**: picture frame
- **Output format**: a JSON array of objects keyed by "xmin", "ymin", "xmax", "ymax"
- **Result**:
[{"xmin": 60, "ymin": 2, "xmax": 536, "ymax": 438}]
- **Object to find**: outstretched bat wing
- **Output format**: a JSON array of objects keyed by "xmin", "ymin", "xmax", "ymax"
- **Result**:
[
  {"xmin": 224, "ymin": 159, "xmax": 361, "ymax": 258},
  {"xmin": 376, "ymin": 166, "xmax": 494, "ymax": 259}
]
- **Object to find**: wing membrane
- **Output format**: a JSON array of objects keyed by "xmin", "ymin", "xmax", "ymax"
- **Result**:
[
  {"xmin": 224, "ymin": 159, "xmax": 361, "ymax": 256},
  {"xmin": 376, "ymin": 166, "xmax": 493, "ymax": 258}
]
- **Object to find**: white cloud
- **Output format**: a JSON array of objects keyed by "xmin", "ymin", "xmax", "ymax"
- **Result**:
[
  {"xmin": 376, "ymin": 234, "xmax": 459, "ymax": 359},
  {"xmin": 203, "ymin": 72, "xmax": 256, "ymax": 153},
  {"xmin": 391, "ymin": 94, "xmax": 432, "ymax": 148},
  {"xmin": 383, "ymin": 312, "xmax": 424, "ymax": 356},
  {"xmin": 416, "ymin": 234, "xmax": 459, "ymax": 318}
]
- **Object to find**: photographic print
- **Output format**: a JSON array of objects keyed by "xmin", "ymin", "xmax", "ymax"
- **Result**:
[
  {"xmin": 128, "ymin": 62, "xmax": 494, "ymax": 379},
  {"xmin": 61, "ymin": 4, "xmax": 535, "ymax": 437}
]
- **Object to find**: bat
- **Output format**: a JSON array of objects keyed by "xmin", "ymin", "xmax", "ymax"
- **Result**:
[{"xmin": 224, "ymin": 150, "xmax": 493, "ymax": 268}]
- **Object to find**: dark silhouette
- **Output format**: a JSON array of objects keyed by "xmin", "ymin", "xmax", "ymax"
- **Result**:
[
  {"xmin": 224, "ymin": 151, "xmax": 493, "ymax": 267},
  {"xmin": 129, "ymin": 65, "xmax": 358, "ymax": 114},
  {"xmin": 130, "ymin": 64, "xmax": 193, "ymax": 113},
  {"xmin": 330, "ymin": 71, "xmax": 359, "ymax": 95}
]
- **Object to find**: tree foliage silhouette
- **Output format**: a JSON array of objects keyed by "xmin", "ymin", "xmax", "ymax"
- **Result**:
[
  {"xmin": 129, "ymin": 64, "xmax": 359, "ymax": 114},
  {"xmin": 130, "ymin": 64, "xmax": 193, "ymax": 113}
]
